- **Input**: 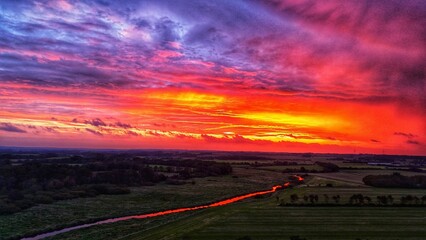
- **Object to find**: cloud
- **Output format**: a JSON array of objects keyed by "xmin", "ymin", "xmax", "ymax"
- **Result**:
[
  {"xmin": 126, "ymin": 130, "xmax": 140, "ymax": 136},
  {"xmin": 84, "ymin": 118, "xmax": 107, "ymax": 127},
  {"xmin": 201, "ymin": 134, "xmax": 268, "ymax": 144},
  {"xmin": 0, "ymin": 0, "xmax": 424, "ymax": 155},
  {"xmin": 86, "ymin": 128, "xmax": 103, "ymax": 136},
  {"xmin": 0, "ymin": 123, "xmax": 27, "ymax": 133},
  {"xmin": 113, "ymin": 121, "xmax": 132, "ymax": 129},
  {"xmin": 394, "ymin": 132, "xmax": 417, "ymax": 139},
  {"xmin": 0, "ymin": 0, "xmax": 422, "ymax": 113},
  {"xmin": 43, "ymin": 127, "xmax": 59, "ymax": 133},
  {"xmin": 258, "ymin": 0, "xmax": 426, "ymax": 111},
  {"xmin": 406, "ymin": 140, "xmax": 421, "ymax": 145}
]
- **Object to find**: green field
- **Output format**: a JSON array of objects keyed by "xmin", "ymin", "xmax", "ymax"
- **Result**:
[
  {"xmin": 47, "ymin": 195, "xmax": 426, "ymax": 240},
  {"xmin": 0, "ymin": 167, "xmax": 286, "ymax": 240},
  {"xmin": 2, "ymin": 163, "xmax": 426, "ymax": 240}
]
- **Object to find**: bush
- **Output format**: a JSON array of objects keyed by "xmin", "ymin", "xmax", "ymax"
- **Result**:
[
  {"xmin": 105, "ymin": 186, "xmax": 130, "ymax": 195},
  {"xmin": 33, "ymin": 194, "xmax": 54, "ymax": 204},
  {"xmin": 165, "ymin": 179, "xmax": 186, "ymax": 185},
  {"xmin": 51, "ymin": 192, "xmax": 75, "ymax": 200},
  {"xmin": 0, "ymin": 201, "xmax": 20, "ymax": 215},
  {"xmin": 89, "ymin": 184, "xmax": 130, "ymax": 195},
  {"xmin": 8, "ymin": 190, "xmax": 24, "ymax": 201},
  {"xmin": 15, "ymin": 199, "xmax": 35, "ymax": 210}
]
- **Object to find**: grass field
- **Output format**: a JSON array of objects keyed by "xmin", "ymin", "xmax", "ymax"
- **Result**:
[
  {"xmin": 47, "ymin": 194, "xmax": 426, "ymax": 240},
  {"xmin": 43, "ymin": 174, "xmax": 426, "ymax": 240},
  {"xmin": 2, "ymin": 164, "xmax": 426, "ymax": 240},
  {"xmin": 0, "ymin": 167, "xmax": 286, "ymax": 240}
]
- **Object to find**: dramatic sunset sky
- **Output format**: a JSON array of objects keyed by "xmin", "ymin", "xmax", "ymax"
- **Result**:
[{"xmin": 0, "ymin": 0, "xmax": 425, "ymax": 155}]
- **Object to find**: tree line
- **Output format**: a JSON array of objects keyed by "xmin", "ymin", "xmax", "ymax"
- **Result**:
[
  {"xmin": 363, "ymin": 172, "xmax": 426, "ymax": 188},
  {"xmin": 279, "ymin": 193, "xmax": 426, "ymax": 206},
  {"xmin": 0, "ymin": 158, "xmax": 232, "ymax": 215}
]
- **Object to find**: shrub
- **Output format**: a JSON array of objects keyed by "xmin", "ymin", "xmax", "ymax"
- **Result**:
[
  {"xmin": 0, "ymin": 201, "xmax": 20, "ymax": 215},
  {"xmin": 33, "ymin": 194, "xmax": 54, "ymax": 204},
  {"xmin": 15, "ymin": 199, "xmax": 35, "ymax": 210}
]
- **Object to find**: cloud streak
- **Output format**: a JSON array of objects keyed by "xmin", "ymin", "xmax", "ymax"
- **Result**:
[{"xmin": 0, "ymin": 123, "xmax": 27, "ymax": 133}]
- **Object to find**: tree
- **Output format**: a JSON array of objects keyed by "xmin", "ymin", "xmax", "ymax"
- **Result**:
[
  {"xmin": 377, "ymin": 195, "xmax": 388, "ymax": 205},
  {"xmin": 387, "ymin": 195, "xmax": 394, "ymax": 205},
  {"xmin": 364, "ymin": 196, "xmax": 372, "ymax": 204},
  {"xmin": 290, "ymin": 194, "xmax": 299, "ymax": 203},
  {"xmin": 309, "ymin": 194, "xmax": 315, "ymax": 204},
  {"xmin": 332, "ymin": 195, "xmax": 340, "ymax": 204},
  {"xmin": 413, "ymin": 196, "xmax": 420, "ymax": 205},
  {"xmin": 303, "ymin": 195, "xmax": 309, "ymax": 203},
  {"xmin": 323, "ymin": 194, "xmax": 329, "ymax": 204},
  {"xmin": 401, "ymin": 195, "xmax": 414, "ymax": 205},
  {"xmin": 350, "ymin": 194, "xmax": 364, "ymax": 205}
]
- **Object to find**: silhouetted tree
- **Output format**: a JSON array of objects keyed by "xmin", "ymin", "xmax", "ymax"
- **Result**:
[
  {"xmin": 332, "ymin": 195, "xmax": 341, "ymax": 204},
  {"xmin": 323, "ymin": 194, "xmax": 329, "ymax": 203},
  {"xmin": 290, "ymin": 194, "xmax": 299, "ymax": 203}
]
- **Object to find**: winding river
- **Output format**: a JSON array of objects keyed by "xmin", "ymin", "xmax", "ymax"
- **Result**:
[{"xmin": 22, "ymin": 177, "xmax": 302, "ymax": 240}]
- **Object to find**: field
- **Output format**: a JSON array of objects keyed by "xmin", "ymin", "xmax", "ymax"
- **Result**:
[
  {"xmin": 309, "ymin": 169, "xmax": 426, "ymax": 185},
  {"xmin": 42, "ymin": 172, "xmax": 426, "ymax": 240},
  {"xmin": 1, "ymin": 151, "xmax": 425, "ymax": 240},
  {"xmin": 47, "ymin": 195, "xmax": 426, "ymax": 240},
  {"xmin": 0, "ymin": 167, "xmax": 286, "ymax": 240}
]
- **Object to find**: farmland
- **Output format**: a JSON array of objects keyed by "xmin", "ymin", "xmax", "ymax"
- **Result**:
[{"xmin": 0, "ymin": 150, "xmax": 425, "ymax": 240}]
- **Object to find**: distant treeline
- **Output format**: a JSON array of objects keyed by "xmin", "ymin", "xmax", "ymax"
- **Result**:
[
  {"xmin": 0, "ymin": 158, "xmax": 232, "ymax": 215},
  {"xmin": 279, "ymin": 193, "xmax": 426, "ymax": 206},
  {"xmin": 203, "ymin": 154, "xmax": 275, "ymax": 161},
  {"xmin": 277, "ymin": 162, "xmax": 340, "ymax": 173},
  {"xmin": 132, "ymin": 158, "xmax": 233, "ymax": 178},
  {"xmin": 363, "ymin": 173, "xmax": 426, "ymax": 188}
]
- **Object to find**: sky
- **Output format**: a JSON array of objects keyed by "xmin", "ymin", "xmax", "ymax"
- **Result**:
[{"xmin": 0, "ymin": 0, "xmax": 425, "ymax": 155}]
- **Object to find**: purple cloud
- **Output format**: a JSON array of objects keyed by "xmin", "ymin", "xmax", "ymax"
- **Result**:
[{"xmin": 0, "ymin": 123, "xmax": 27, "ymax": 133}]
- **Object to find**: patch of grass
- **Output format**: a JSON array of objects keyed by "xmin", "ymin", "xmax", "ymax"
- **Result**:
[{"xmin": 304, "ymin": 176, "xmax": 362, "ymax": 187}]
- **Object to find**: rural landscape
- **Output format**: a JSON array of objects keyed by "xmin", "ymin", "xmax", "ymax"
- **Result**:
[
  {"xmin": 0, "ymin": 148, "xmax": 425, "ymax": 240},
  {"xmin": 1, "ymin": 0, "xmax": 425, "ymax": 239}
]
